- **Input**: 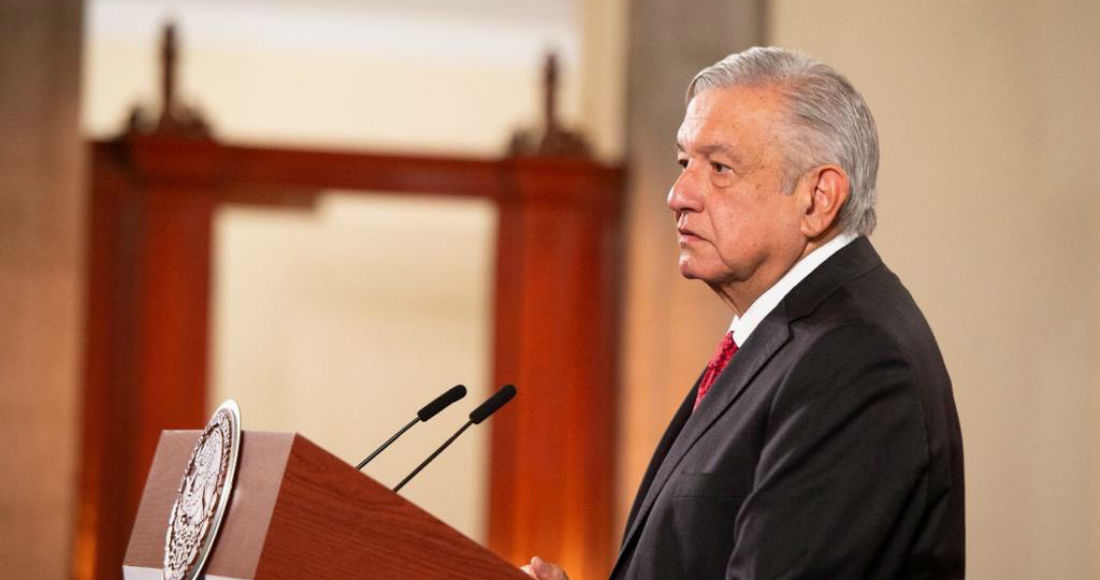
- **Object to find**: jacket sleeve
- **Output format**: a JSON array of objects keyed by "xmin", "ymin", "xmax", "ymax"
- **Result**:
[{"xmin": 726, "ymin": 323, "xmax": 930, "ymax": 579}]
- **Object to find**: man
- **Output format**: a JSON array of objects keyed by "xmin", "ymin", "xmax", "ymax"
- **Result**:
[{"xmin": 524, "ymin": 46, "xmax": 964, "ymax": 580}]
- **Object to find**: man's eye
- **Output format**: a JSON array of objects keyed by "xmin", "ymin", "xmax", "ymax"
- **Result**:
[
  {"xmin": 677, "ymin": 158, "xmax": 688, "ymax": 170},
  {"xmin": 711, "ymin": 162, "xmax": 731, "ymax": 174}
]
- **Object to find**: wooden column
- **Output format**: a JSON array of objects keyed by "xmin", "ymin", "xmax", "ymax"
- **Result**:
[
  {"xmin": 490, "ymin": 159, "xmax": 621, "ymax": 579},
  {"xmin": 76, "ymin": 143, "xmax": 212, "ymax": 580}
]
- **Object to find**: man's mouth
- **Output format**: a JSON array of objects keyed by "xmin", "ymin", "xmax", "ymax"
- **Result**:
[{"xmin": 677, "ymin": 226, "xmax": 702, "ymax": 243}]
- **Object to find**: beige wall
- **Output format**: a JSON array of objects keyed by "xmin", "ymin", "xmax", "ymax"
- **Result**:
[
  {"xmin": 767, "ymin": 1, "xmax": 1099, "ymax": 577},
  {"xmin": 210, "ymin": 193, "xmax": 497, "ymax": 541},
  {"xmin": 84, "ymin": 43, "xmax": 581, "ymax": 156},
  {"xmin": 0, "ymin": 0, "xmax": 84, "ymax": 577},
  {"xmin": 83, "ymin": 0, "xmax": 587, "ymax": 156},
  {"xmin": 579, "ymin": 0, "xmax": 627, "ymax": 161}
]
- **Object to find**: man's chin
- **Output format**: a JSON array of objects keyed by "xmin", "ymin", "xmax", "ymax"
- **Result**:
[
  {"xmin": 679, "ymin": 260, "xmax": 729, "ymax": 286},
  {"xmin": 679, "ymin": 268, "xmax": 701, "ymax": 280},
  {"xmin": 678, "ymin": 260, "xmax": 707, "ymax": 281}
]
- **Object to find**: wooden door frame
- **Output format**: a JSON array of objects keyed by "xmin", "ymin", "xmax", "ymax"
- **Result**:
[{"xmin": 74, "ymin": 135, "xmax": 623, "ymax": 580}]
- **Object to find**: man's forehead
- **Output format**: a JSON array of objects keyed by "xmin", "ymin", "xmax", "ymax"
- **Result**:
[
  {"xmin": 675, "ymin": 111, "xmax": 742, "ymax": 155},
  {"xmin": 685, "ymin": 85, "xmax": 786, "ymax": 124},
  {"xmin": 676, "ymin": 86, "xmax": 786, "ymax": 151}
]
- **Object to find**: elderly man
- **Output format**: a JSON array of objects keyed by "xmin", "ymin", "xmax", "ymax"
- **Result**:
[{"xmin": 524, "ymin": 46, "xmax": 964, "ymax": 580}]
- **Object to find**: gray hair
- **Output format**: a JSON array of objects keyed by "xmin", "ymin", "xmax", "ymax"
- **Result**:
[{"xmin": 687, "ymin": 46, "xmax": 879, "ymax": 236}]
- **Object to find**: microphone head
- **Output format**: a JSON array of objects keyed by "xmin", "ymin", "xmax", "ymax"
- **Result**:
[
  {"xmin": 469, "ymin": 384, "xmax": 517, "ymax": 424},
  {"xmin": 417, "ymin": 384, "xmax": 467, "ymax": 421}
]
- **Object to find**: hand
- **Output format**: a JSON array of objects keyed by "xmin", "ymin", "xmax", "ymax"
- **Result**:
[{"xmin": 520, "ymin": 556, "xmax": 569, "ymax": 580}]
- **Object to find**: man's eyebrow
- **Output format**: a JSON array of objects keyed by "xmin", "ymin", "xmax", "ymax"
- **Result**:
[
  {"xmin": 697, "ymin": 143, "xmax": 738, "ymax": 158},
  {"xmin": 676, "ymin": 141, "xmax": 741, "ymax": 162}
]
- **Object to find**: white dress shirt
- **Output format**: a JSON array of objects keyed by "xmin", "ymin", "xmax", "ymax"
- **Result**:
[{"xmin": 729, "ymin": 232, "xmax": 858, "ymax": 347}]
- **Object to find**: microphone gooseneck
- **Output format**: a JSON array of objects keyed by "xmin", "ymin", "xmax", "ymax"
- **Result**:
[
  {"xmin": 355, "ymin": 384, "xmax": 467, "ymax": 471},
  {"xmin": 392, "ymin": 421, "xmax": 473, "ymax": 492}
]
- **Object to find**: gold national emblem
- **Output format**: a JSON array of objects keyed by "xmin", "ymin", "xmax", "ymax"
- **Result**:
[{"xmin": 163, "ymin": 400, "xmax": 241, "ymax": 580}]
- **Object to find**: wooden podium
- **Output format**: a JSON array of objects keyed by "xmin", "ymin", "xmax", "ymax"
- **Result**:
[{"xmin": 124, "ymin": 430, "xmax": 529, "ymax": 579}]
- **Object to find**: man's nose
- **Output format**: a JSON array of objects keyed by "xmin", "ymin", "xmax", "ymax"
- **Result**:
[{"xmin": 667, "ymin": 168, "xmax": 704, "ymax": 213}]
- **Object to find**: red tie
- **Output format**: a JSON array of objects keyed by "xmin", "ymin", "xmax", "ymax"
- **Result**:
[{"xmin": 693, "ymin": 332, "xmax": 738, "ymax": 410}]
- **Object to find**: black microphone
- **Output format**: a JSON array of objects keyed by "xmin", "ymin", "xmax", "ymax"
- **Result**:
[
  {"xmin": 393, "ymin": 384, "xmax": 517, "ymax": 492},
  {"xmin": 469, "ymin": 384, "xmax": 517, "ymax": 424},
  {"xmin": 355, "ymin": 384, "xmax": 467, "ymax": 471}
]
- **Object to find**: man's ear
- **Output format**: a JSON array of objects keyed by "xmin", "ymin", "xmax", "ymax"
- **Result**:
[{"xmin": 800, "ymin": 165, "xmax": 849, "ymax": 238}]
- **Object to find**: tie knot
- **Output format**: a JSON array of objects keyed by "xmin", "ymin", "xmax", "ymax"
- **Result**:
[
  {"xmin": 694, "ymin": 332, "xmax": 739, "ymax": 411},
  {"xmin": 708, "ymin": 332, "xmax": 738, "ymax": 370}
]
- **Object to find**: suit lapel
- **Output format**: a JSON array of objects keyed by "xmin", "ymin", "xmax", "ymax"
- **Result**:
[
  {"xmin": 621, "ymin": 381, "xmax": 697, "ymax": 540},
  {"xmin": 613, "ymin": 309, "xmax": 791, "ymax": 569}
]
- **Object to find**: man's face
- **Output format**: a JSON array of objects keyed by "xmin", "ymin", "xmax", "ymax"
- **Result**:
[{"xmin": 670, "ymin": 85, "xmax": 810, "ymax": 299}]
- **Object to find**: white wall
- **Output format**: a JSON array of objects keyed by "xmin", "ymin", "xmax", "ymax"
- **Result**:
[{"xmin": 769, "ymin": 1, "xmax": 1099, "ymax": 577}]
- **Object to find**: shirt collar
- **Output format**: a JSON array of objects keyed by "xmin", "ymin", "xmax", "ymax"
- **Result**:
[{"xmin": 728, "ymin": 232, "xmax": 858, "ymax": 346}]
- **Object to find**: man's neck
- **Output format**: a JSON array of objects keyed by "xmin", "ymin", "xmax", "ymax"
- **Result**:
[
  {"xmin": 712, "ymin": 233, "xmax": 836, "ymax": 316},
  {"xmin": 723, "ymin": 231, "xmax": 859, "ymax": 345}
]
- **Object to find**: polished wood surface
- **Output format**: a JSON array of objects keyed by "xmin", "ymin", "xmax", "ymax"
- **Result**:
[
  {"xmin": 78, "ymin": 135, "xmax": 623, "ymax": 579},
  {"xmin": 126, "ymin": 430, "xmax": 529, "ymax": 579}
]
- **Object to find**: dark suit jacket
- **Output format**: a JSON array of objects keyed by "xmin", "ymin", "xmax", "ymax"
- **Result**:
[{"xmin": 610, "ymin": 237, "xmax": 964, "ymax": 580}]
